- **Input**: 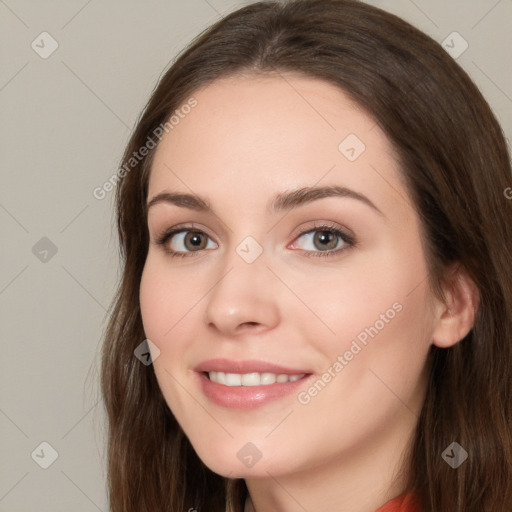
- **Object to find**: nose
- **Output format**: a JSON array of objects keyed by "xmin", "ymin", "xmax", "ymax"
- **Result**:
[{"xmin": 203, "ymin": 250, "xmax": 280, "ymax": 337}]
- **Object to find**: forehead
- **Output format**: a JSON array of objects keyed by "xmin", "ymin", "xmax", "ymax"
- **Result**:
[{"xmin": 147, "ymin": 73, "xmax": 409, "ymax": 217}]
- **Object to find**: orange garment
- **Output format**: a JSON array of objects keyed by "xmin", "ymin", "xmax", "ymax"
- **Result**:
[{"xmin": 375, "ymin": 492, "xmax": 419, "ymax": 512}]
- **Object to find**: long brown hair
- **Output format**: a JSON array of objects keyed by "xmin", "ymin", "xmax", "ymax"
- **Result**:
[{"xmin": 100, "ymin": 1, "xmax": 512, "ymax": 510}]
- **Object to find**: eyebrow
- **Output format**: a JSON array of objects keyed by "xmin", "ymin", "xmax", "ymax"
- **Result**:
[{"xmin": 146, "ymin": 185, "xmax": 385, "ymax": 217}]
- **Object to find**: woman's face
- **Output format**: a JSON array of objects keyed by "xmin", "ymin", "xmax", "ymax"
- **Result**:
[{"xmin": 139, "ymin": 73, "xmax": 437, "ymax": 480}]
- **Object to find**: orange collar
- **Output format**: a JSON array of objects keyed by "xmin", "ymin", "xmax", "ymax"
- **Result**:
[{"xmin": 375, "ymin": 492, "xmax": 418, "ymax": 512}]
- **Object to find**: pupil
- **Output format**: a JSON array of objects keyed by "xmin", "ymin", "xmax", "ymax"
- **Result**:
[
  {"xmin": 188, "ymin": 232, "xmax": 203, "ymax": 248},
  {"xmin": 315, "ymin": 231, "xmax": 336, "ymax": 250}
]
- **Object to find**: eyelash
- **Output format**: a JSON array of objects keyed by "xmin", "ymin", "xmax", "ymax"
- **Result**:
[{"xmin": 154, "ymin": 222, "xmax": 357, "ymax": 259}]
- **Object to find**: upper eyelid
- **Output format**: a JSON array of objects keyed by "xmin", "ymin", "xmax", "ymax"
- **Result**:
[
  {"xmin": 156, "ymin": 222, "xmax": 215, "ymax": 240},
  {"xmin": 154, "ymin": 221, "xmax": 348, "ymax": 236}
]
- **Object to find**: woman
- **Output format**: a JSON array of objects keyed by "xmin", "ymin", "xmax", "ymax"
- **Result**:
[{"xmin": 100, "ymin": 1, "xmax": 512, "ymax": 511}]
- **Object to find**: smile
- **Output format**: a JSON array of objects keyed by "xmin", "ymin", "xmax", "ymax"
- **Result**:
[
  {"xmin": 207, "ymin": 371, "xmax": 306, "ymax": 386},
  {"xmin": 193, "ymin": 359, "xmax": 314, "ymax": 409}
]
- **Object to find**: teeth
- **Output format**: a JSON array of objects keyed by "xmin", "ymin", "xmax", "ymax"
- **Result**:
[
  {"xmin": 207, "ymin": 371, "xmax": 305, "ymax": 386},
  {"xmin": 242, "ymin": 372, "xmax": 260, "ymax": 386},
  {"xmin": 260, "ymin": 372, "xmax": 276, "ymax": 385},
  {"xmin": 225, "ymin": 373, "xmax": 241, "ymax": 386}
]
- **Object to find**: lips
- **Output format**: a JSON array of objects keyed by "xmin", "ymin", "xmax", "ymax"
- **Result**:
[
  {"xmin": 194, "ymin": 358, "xmax": 311, "ymax": 375},
  {"xmin": 193, "ymin": 358, "xmax": 314, "ymax": 409}
]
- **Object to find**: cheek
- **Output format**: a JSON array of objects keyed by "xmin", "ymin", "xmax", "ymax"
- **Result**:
[
  {"xmin": 295, "ymin": 248, "xmax": 433, "ymax": 419},
  {"xmin": 293, "ymin": 242, "xmax": 433, "ymax": 399},
  {"xmin": 139, "ymin": 259, "xmax": 196, "ymax": 415},
  {"xmin": 139, "ymin": 259, "xmax": 192, "ymax": 406},
  {"xmin": 139, "ymin": 257, "xmax": 201, "ymax": 346},
  {"xmin": 296, "ymin": 244, "xmax": 428, "ymax": 345}
]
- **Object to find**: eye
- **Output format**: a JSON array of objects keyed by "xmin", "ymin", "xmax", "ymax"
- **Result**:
[
  {"xmin": 289, "ymin": 224, "xmax": 355, "ymax": 258},
  {"xmin": 154, "ymin": 222, "xmax": 356, "ymax": 259},
  {"xmin": 155, "ymin": 227, "xmax": 217, "ymax": 258}
]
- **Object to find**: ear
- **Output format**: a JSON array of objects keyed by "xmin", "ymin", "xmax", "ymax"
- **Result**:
[{"xmin": 431, "ymin": 263, "xmax": 480, "ymax": 348}]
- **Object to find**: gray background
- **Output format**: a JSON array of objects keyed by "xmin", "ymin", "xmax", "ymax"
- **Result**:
[{"xmin": 1, "ymin": 0, "xmax": 511, "ymax": 510}]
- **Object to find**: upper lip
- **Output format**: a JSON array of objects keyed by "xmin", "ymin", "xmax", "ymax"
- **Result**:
[{"xmin": 194, "ymin": 358, "xmax": 312, "ymax": 375}]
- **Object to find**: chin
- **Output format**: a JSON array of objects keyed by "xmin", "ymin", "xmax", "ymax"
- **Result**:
[{"xmin": 191, "ymin": 440, "xmax": 290, "ymax": 479}]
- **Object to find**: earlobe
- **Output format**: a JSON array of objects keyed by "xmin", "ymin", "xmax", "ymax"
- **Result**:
[{"xmin": 431, "ymin": 264, "xmax": 480, "ymax": 349}]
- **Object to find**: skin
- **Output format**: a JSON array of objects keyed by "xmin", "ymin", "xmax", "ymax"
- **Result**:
[{"xmin": 139, "ymin": 73, "xmax": 478, "ymax": 512}]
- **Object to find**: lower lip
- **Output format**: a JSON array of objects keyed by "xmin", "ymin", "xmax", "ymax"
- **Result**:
[{"xmin": 196, "ymin": 372, "xmax": 313, "ymax": 410}]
